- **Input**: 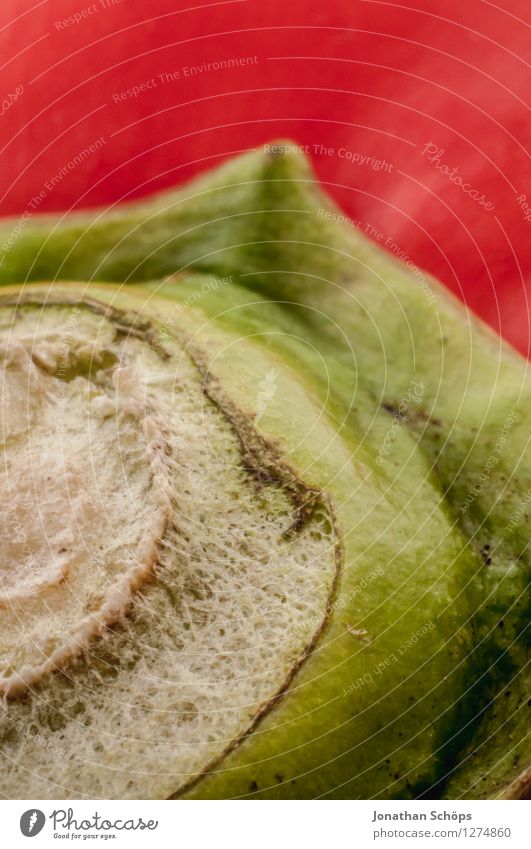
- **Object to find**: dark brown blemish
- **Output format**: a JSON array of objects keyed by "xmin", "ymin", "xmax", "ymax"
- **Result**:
[{"xmin": 381, "ymin": 400, "xmax": 442, "ymax": 429}]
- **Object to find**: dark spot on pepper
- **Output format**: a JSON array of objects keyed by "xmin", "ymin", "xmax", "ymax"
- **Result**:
[{"xmin": 481, "ymin": 546, "xmax": 492, "ymax": 565}]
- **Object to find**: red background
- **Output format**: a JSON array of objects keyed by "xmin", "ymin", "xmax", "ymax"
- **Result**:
[{"xmin": 1, "ymin": 0, "xmax": 530, "ymax": 354}]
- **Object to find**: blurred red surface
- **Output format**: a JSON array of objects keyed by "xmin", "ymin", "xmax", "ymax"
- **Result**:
[{"xmin": 0, "ymin": 0, "xmax": 529, "ymax": 353}]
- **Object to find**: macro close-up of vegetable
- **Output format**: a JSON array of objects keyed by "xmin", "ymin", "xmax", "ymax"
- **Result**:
[
  {"xmin": 0, "ymin": 145, "xmax": 529, "ymax": 800},
  {"xmin": 0, "ymin": 0, "xmax": 529, "ymax": 827}
]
